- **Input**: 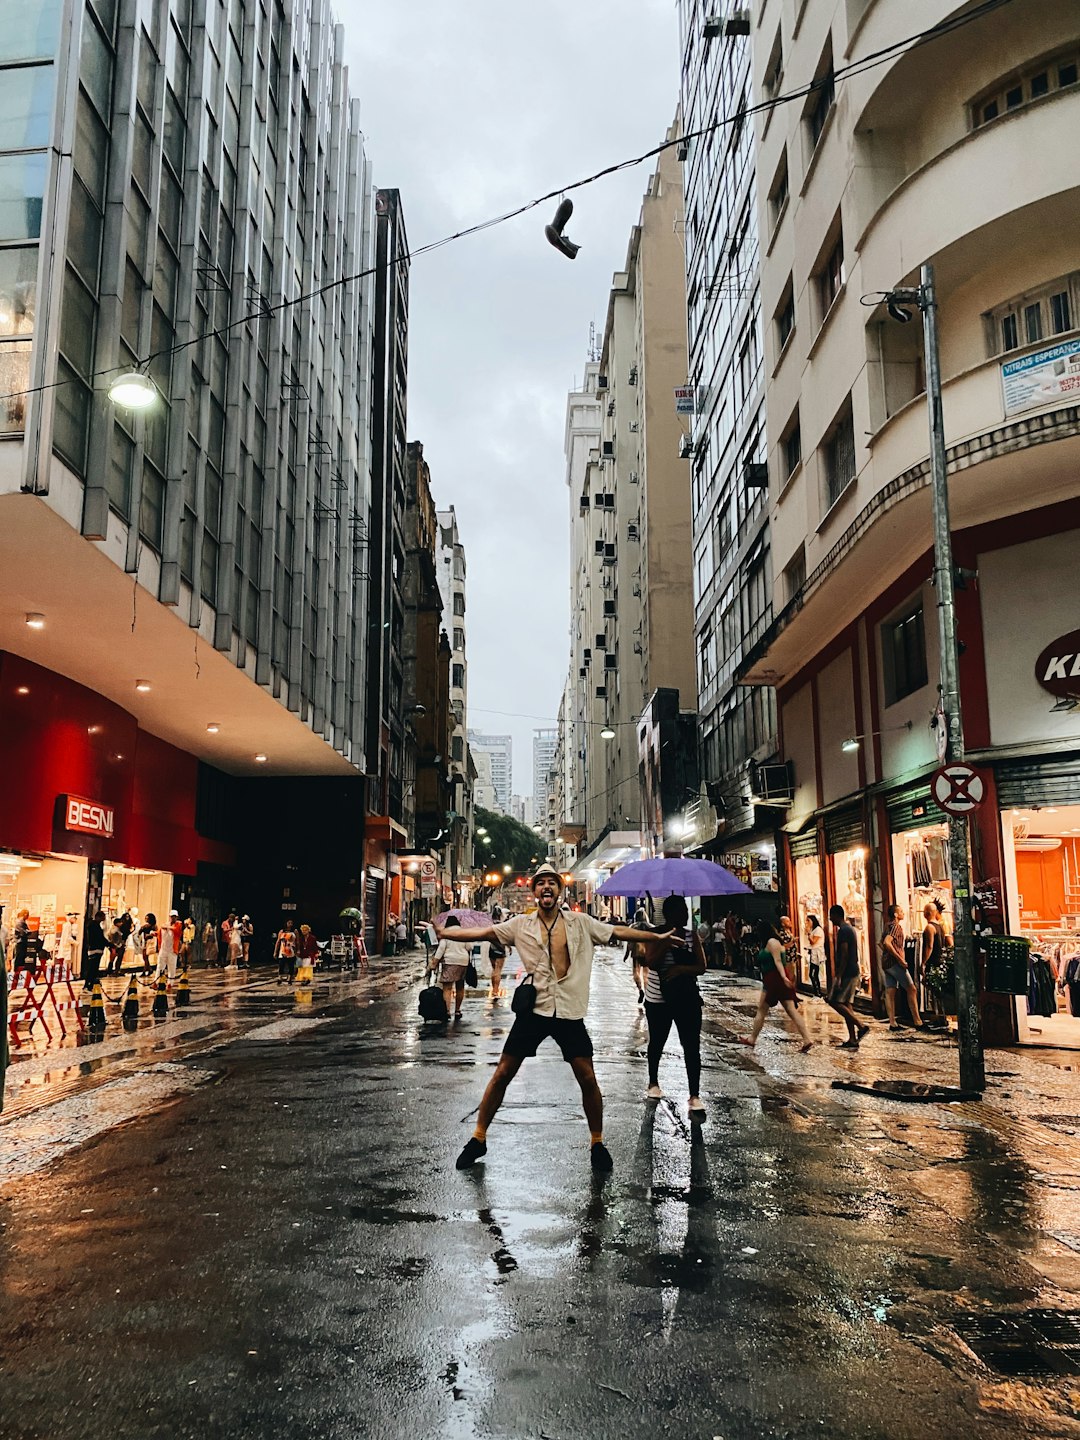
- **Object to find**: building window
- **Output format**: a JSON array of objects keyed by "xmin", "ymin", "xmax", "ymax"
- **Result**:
[
  {"xmin": 822, "ymin": 400, "xmax": 856, "ymax": 509},
  {"xmin": 882, "ymin": 605, "xmax": 928, "ymax": 704},
  {"xmin": 775, "ymin": 278, "xmax": 795, "ymax": 350},
  {"xmin": 451, "ymin": 735, "xmax": 463, "ymax": 762},
  {"xmin": 453, "ymin": 593, "xmax": 465, "ymax": 616},
  {"xmin": 452, "ymin": 663, "xmax": 464, "ymax": 689},
  {"xmin": 816, "ymin": 228, "xmax": 844, "ymax": 323},
  {"xmin": 763, "ymin": 28, "xmax": 783, "ymax": 101},
  {"xmin": 971, "ymin": 48, "xmax": 1080, "ymax": 128},
  {"xmin": 768, "ymin": 149, "xmax": 788, "ymax": 233},
  {"xmin": 784, "ymin": 548, "xmax": 806, "ymax": 602},
  {"xmin": 453, "ymin": 626, "xmax": 465, "ymax": 652},
  {"xmin": 804, "ymin": 43, "xmax": 835, "ymax": 155},
  {"xmin": 984, "ymin": 272, "xmax": 1079, "ymax": 355},
  {"xmin": 781, "ymin": 407, "xmax": 801, "ymax": 480}
]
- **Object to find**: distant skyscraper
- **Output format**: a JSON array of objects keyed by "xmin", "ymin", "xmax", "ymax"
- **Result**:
[
  {"xmin": 468, "ymin": 731, "xmax": 512, "ymax": 814},
  {"xmin": 532, "ymin": 728, "xmax": 557, "ymax": 831}
]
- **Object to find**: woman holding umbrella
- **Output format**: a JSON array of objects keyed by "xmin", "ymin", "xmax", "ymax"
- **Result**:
[{"xmin": 643, "ymin": 895, "xmax": 709, "ymax": 1120}]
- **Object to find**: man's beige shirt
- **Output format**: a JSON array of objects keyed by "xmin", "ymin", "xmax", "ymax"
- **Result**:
[{"xmin": 492, "ymin": 910, "xmax": 616, "ymax": 1020}]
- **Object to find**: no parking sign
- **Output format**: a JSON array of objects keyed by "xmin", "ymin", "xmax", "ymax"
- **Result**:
[{"xmin": 931, "ymin": 763, "xmax": 986, "ymax": 817}]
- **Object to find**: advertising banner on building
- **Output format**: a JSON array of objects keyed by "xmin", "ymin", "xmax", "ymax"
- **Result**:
[
  {"xmin": 674, "ymin": 385, "xmax": 696, "ymax": 415},
  {"xmin": 1001, "ymin": 337, "xmax": 1080, "ymax": 417}
]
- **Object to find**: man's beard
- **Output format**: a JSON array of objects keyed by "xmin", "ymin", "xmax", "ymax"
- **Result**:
[{"xmin": 537, "ymin": 891, "xmax": 558, "ymax": 911}]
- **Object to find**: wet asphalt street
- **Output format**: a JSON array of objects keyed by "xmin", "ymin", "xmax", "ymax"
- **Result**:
[{"xmin": 3, "ymin": 952, "xmax": 1080, "ymax": 1439}]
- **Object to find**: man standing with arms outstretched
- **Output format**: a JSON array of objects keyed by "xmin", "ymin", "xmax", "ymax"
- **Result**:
[{"xmin": 436, "ymin": 862, "xmax": 675, "ymax": 1174}]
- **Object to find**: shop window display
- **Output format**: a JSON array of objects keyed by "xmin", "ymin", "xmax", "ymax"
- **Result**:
[
  {"xmin": 832, "ymin": 847, "xmax": 869, "ymax": 987},
  {"xmin": 1002, "ymin": 806, "xmax": 1080, "ymax": 1046},
  {"xmin": 793, "ymin": 854, "xmax": 823, "ymax": 986}
]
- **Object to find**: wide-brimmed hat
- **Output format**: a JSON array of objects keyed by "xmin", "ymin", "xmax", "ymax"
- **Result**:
[{"xmin": 530, "ymin": 862, "xmax": 564, "ymax": 891}]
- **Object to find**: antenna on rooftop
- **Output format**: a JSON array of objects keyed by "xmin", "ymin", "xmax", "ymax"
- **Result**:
[{"xmin": 587, "ymin": 321, "xmax": 600, "ymax": 363}]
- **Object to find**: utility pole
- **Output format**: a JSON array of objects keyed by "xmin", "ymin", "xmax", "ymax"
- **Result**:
[{"xmin": 889, "ymin": 264, "xmax": 985, "ymax": 1091}]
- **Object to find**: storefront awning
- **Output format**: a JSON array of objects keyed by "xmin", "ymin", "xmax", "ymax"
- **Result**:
[{"xmin": 571, "ymin": 830, "xmax": 642, "ymax": 883}]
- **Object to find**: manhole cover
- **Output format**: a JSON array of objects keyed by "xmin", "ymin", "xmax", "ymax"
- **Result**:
[
  {"xmin": 831, "ymin": 1079, "xmax": 982, "ymax": 1102},
  {"xmin": 1030, "ymin": 1115, "xmax": 1080, "ymax": 1135},
  {"xmin": 953, "ymin": 1309, "xmax": 1080, "ymax": 1377}
]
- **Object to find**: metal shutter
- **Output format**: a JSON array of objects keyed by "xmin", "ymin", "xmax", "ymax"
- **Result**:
[
  {"xmin": 996, "ymin": 753, "xmax": 1080, "ymax": 809},
  {"xmin": 824, "ymin": 807, "xmax": 865, "ymax": 854}
]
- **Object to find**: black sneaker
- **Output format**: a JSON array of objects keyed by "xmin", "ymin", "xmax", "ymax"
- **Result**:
[
  {"xmin": 839, "ymin": 1038, "xmax": 860, "ymax": 1050},
  {"xmin": 590, "ymin": 1142, "xmax": 614, "ymax": 1173},
  {"xmin": 856, "ymin": 1024, "xmax": 871, "ymax": 1041},
  {"xmin": 455, "ymin": 1137, "xmax": 487, "ymax": 1170}
]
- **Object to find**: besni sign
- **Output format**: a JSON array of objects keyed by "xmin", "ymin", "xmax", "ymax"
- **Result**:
[
  {"xmin": 1034, "ymin": 627, "xmax": 1080, "ymax": 700},
  {"xmin": 63, "ymin": 795, "xmax": 115, "ymax": 837}
]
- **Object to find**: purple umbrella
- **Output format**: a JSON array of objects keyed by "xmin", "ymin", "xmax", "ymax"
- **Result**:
[
  {"xmin": 433, "ymin": 908, "xmax": 491, "ymax": 928},
  {"xmin": 595, "ymin": 856, "xmax": 750, "ymax": 898}
]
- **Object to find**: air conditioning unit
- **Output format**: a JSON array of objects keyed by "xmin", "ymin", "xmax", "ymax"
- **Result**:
[
  {"xmin": 607, "ymin": 401, "xmax": 615, "ymax": 417},
  {"xmin": 604, "ymin": 654, "xmax": 617, "ymax": 671},
  {"xmin": 583, "ymin": 647, "xmax": 591, "ymax": 661},
  {"xmin": 628, "ymin": 365, "xmax": 638, "ymax": 385},
  {"xmin": 632, "ymin": 583, "xmax": 641, "ymax": 597},
  {"xmin": 578, "ymin": 666, "xmax": 587, "ymax": 678},
  {"xmin": 595, "ymin": 633, "xmax": 606, "ymax": 650},
  {"xmin": 594, "ymin": 493, "xmax": 605, "ymax": 507},
  {"xmin": 603, "ymin": 599, "xmax": 616, "ymax": 616},
  {"xmin": 594, "ymin": 539, "xmax": 605, "ymax": 555},
  {"xmin": 744, "ymin": 461, "xmax": 769, "ymax": 489},
  {"xmin": 595, "ymin": 685, "xmax": 607, "ymax": 699},
  {"xmin": 749, "ymin": 759, "xmax": 794, "ymax": 806},
  {"xmin": 602, "ymin": 440, "xmax": 614, "ymax": 458},
  {"xmin": 725, "ymin": 10, "xmax": 751, "ymax": 36},
  {"xmin": 703, "ymin": 14, "xmax": 723, "ymax": 38},
  {"xmin": 603, "ymin": 493, "xmax": 616, "ymax": 509},
  {"xmin": 628, "ymin": 470, "xmax": 639, "ymax": 484},
  {"xmin": 597, "ymin": 373, "xmax": 608, "ymax": 390},
  {"xmin": 628, "ymin": 421, "xmax": 639, "ymax": 432},
  {"xmin": 627, "ymin": 523, "xmax": 640, "ymax": 541},
  {"xmin": 676, "ymin": 142, "xmax": 688, "ymax": 162},
  {"xmin": 579, "ymin": 493, "xmax": 590, "ymax": 511},
  {"xmin": 679, "ymin": 435, "xmax": 695, "ymax": 459},
  {"xmin": 1015, "ymin": 836, "xmax": 1063, "ymax": 851}
]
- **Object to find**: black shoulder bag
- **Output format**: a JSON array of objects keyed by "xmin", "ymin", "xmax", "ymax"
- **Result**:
[{"xmin": 512, "ymin": 974, "xmax": 537, "ymax": 1014}]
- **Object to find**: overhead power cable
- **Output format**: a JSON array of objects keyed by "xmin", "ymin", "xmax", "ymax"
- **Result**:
[{"xmin": 0, "ymin": 0, "xmax": 1014, "ymax": 411}]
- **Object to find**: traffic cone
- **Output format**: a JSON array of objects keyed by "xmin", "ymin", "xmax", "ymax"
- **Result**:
[
  {"xmin": 122, "ymin": 976, "xmax": 139, "ymax": 1022},
  {"xmin": 151, "ymin": 975, "xmax": 169, "ymax": 1017},
  {"xmin": 175, "ymin": 968, "xmax": 191, "ymax": 1007},
  {"xmin": 88, "ymin": 982, "xmax": 107, "ymax": 1033}
]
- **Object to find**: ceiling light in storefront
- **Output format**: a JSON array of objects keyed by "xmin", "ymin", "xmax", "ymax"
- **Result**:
[
  {"xmin": 206, "ymin": 723, "xmax": 220, "ymax": 733},
  {"xmin": 135, "ymin": 680, "xmax": 151, "ymax": 692},
  {"xmin": 24, "ymin": 612, "xmax": 45, "ymax": 629},
  {"xmin": 254, "ymin": 753, "xmax": 268, "ymax": 763},
  {"xmin": 87, "ymin": 724, "xmax": 102, "ymax": 735},
  {"xmin": 15, "ymin": 686, "xmax": 29, "ymax": 695},
  {"xmin": 108, "ymin": 371, "xmax": 157, "ymax": 409},
  {"xmin": 19, "ymin": 858, "xmax": 42, "ymax": 869}
]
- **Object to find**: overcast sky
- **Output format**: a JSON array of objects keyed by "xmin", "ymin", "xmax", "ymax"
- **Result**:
[{"xmin": 345, "ymin": 1, "xmax": 681, "ymax": 798}]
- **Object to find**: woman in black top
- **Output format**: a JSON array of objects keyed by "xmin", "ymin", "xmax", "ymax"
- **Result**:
[{"xmin": 643, "ymin": 895, "xmax": 709, "ymax": 1121}]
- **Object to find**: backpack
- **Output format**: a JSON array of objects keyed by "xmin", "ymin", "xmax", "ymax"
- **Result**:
[{"xmin": 418, "ymin": 984, "xmax": 449, "ymax": 1022}]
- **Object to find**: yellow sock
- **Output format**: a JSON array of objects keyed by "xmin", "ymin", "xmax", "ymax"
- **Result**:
[
  {"xmin": 590, "ymin": 1131, "xmax": 603, "ymax": 1146},
  {"xmin": 473, "ymin": 1124, "xmax": 487, "ymax": 1143}
]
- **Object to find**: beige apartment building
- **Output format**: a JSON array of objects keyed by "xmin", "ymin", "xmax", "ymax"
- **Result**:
[
  {"xmin": 742, "ymin": 0, "xmax": 1080, "ymax": 1043},
  {"xmin": 558, "ymin": 134, "xmax": 697, "ymax": 894}
]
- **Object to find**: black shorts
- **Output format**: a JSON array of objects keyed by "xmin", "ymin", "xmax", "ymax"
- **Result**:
[{"xmin": 503, "ymin": 1011, "xmax": 594, "ymax": 1062}]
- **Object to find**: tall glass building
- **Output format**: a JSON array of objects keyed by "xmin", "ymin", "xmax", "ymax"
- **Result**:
[{"xmin": 0, "ymin": 0, "xmax": 403, "ymax": 944}]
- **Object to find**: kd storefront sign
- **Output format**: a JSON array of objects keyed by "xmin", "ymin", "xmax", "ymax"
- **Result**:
[
  {"xmin": 61, "ymin": 795, "xmax": 115, "ymax": 838},
  {"xmin": 1035, "ymin": 627, "xmax": 1080, "ymax": 701}
]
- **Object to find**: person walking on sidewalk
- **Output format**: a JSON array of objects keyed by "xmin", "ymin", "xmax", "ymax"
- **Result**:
[
  {"xmin": 827, "ymin": 904, "xmax": 869, "ymax": 1050},
  {"xmin": 440, "ymin": 862, "xmax": 677, "ymax": 1174},
  {"xmin": 274, "ymin": 921, "xmax": 298, "ymax": 982},
  {"xmin": 741, "ymin": 919, "xmax": 814, "ymax": 1052},
  {"xmin": 83, "ymin": 910, "xmax": 108, "ymax": 991},
  {"xmin": 432, "ymin": 916, "xmax": 471, "ymax": 1019},
  {"xmin": 881, "ymin": 904, "xmax": 924, "ymax": 1030},
  {"xmin": 806, "ymin": 913, "xmax": 825, "ymax": 997},
  {"xmin": 488, "ymin": 936, "xmax": 508, "ymax": 1000},
  {"xmin": 137, "ymin": 914, "xmax": 159, "ymax": 978},
  {"xmin": 643, "ymin": 896, "xmax": 708, "ymax": 1121}
]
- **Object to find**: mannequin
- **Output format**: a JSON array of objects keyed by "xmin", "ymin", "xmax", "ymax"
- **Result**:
[{"xmin": 58, "ymin": 911, "xmax": 80, "ymax": 974}]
